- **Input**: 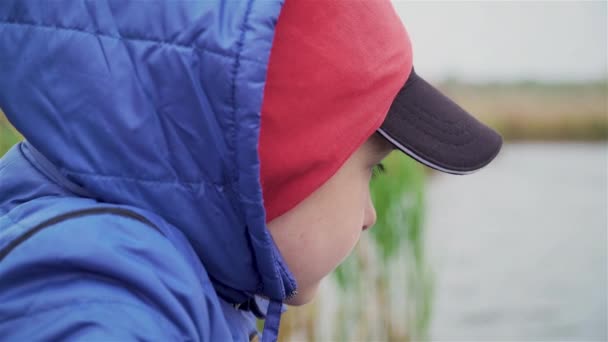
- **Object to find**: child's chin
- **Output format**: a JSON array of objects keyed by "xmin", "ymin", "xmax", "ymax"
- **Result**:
[{"xmin": 284, "ymin": 283, "xmax": 320, "ymax": 306}]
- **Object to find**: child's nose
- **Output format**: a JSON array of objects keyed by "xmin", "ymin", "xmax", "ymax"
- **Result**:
[{"xmin": 362, "ymin": 196, "xmax": 377, "ymax": 231}]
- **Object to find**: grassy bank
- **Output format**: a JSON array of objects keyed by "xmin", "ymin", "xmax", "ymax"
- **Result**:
[{"xmin": 438, "ymin": 80, "xmax": 608, "ymax": 141}]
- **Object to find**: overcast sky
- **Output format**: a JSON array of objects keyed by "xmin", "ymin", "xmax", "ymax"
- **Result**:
[{"xmin": 392, "ymin": 1, "xmax": 607, "ymax": 82}]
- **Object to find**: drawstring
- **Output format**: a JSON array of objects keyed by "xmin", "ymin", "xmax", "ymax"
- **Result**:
[
  {"xmin": 261, "ymin": 300, "xmax": 283, "ymax": 342},
  {"xmin": 21, "ymin": 141, "xmax": 94, "ymax": 198}
]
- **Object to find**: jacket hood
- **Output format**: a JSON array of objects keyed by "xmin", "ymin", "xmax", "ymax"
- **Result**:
[{"xmin": 0, "ymin": 0, "xmax": 296, "ymax": 304}]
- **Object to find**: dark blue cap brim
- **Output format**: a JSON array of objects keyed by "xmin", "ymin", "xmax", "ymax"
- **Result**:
[{"xmin": 378, "ymin": 68, "xmax": 503, "ymax": 174}]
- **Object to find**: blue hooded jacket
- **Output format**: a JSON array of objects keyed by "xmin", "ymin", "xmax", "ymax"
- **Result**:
[{"xmin": 0, "ymin": 1, "xmax": 297, "ymax": 341}]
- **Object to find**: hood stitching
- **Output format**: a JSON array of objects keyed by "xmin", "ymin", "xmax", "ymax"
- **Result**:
[
  {"xmin": 0, "ymin": 20, "xmax": 265, "ymax": 65},
  {"xmin": 230, "ymin": 0, "xmax": 255, "ymax": 182},
  {"xmin": 231, "ymin": 0, "xmax": 276, "ymax": 297},
  {"xmin": 62, "ymin": 169, "xmax": 234, "ymax": 189}
]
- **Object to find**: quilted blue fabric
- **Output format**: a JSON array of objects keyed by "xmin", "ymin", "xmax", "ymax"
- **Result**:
[{"xmin": 0, "ymin": 1, "xmax": 295, "ymax": 341}]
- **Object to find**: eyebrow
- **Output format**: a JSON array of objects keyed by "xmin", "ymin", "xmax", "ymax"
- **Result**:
[
  {"xmin": 371, "ymin": 133, "xmax": 395, "ymax": 157},
  {"xmin": 370, "ymin": 146, "xmax": 392, "ymax": 164},
  {"xmin": 376, "ymin": 141, "xmax": 396, "ymax": 154}
]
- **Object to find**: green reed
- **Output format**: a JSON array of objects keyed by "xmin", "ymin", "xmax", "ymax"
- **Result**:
[{"xmin": 333, "ymin": 151, "xmax": 432, "ymax": 341}]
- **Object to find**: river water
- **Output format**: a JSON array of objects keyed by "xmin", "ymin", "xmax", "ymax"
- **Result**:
[{"xmin": 426, "ymin": 143, "xmax": 607, "ymax": 341}]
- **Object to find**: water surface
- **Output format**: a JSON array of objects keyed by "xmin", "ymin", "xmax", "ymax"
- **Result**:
[{"xmin": 427, "ymin": 143, "xmax": 607, "ymax": 341}]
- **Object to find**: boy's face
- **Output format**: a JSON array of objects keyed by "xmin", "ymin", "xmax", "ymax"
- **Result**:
[{"xmin": 267, "ymin": 132, "xmax": 394, "ymax": 305}]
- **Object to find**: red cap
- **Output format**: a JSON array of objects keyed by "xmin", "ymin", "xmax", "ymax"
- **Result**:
[{"xmin": 259, "ymin": 0, "xmax": 411, "ymax": 222}]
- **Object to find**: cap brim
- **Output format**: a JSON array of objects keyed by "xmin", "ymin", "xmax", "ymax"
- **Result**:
[{"xmin": 378, "ymin": 68, "xmax": 503, "ymax": 175}]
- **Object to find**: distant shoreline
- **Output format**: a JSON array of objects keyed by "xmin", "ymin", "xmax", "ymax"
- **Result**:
[{"xmin": 437, "ymin": 80, "xmax": 608, "ymax": 141}]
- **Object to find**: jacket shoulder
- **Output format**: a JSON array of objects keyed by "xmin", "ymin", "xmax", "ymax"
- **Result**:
[{"xmin": 0, "ymin": 203, "xmax": 233, "ymax": 341}]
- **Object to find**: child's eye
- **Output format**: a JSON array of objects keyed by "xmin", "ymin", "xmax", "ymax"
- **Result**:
[{"xmin": 371, "ymin": 162, "xmax": 386, "ymax": 180}]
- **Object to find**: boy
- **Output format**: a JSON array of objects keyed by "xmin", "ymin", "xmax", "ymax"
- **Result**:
[{"xmin": 0, "ymin": 0, "xmax": 501, "ymax": 341}]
